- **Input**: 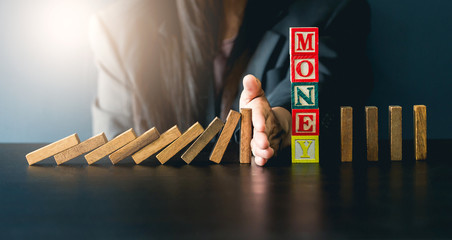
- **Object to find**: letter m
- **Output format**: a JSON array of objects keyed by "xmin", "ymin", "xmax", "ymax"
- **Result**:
[{"xmin": 296, "ymin": 33, "xmax": 314, "ymax": 51}]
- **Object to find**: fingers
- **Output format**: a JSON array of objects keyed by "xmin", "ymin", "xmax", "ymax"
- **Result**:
[
  {"xmin": 253, "ymin": 131, "xmax": 270, "ymax": 149},
  {"xmin": 251, "ymin": 131, "xmax": 274, "ymax": 167},
  {"xmin": 240, "ymin": 74, "xmax": 264, "ymax": 107},
  {"xmin": 250, "ymin": 102, "xmax": 267, "ymax": 132},
  {"xmin": 241, "ymin": 93, "xmax": 268, "ymax": 133},
  {"xmin": 251, "ymin": 112, "xmax": 272, "ymax": 166},
  {"xmin": 240, "ymin": 74, "xmax": 269, "ymax": 133},
  {"xmin": 239, "ymin": 74, "xmax": 277, "ymax": 166},
  {"xmin": 254, "ymin": 156, "xmax": 268, "ymax": 166},
  {"xmin": 251, "ymin": 139, "xmax": 274, "ymax": 159}
]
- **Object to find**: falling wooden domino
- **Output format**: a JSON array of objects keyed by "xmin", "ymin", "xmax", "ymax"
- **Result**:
[
  {"xmin": 341, "ymin": 106, "xmax": 353, "ymax": 162},
  {"xmin": 109, "ymin": 128, "xmax": 160, "ymax": 165},
  {"xmin": 85, "ymin": 128, "xmax": 136, "ymax": 165},
  {"xmin": 26, "ymin": 133, "xmax": 80, "ymax": 165},
  {"xmin": 132, "ymin": 126, "xmax": 182, "ymax": 164},
  {"xmin": 389, "ymin": 106, "xmax": 402, "ymax": 161},
  {"xmin": 414, "ymin": 105, "xmax": 427, "ymax": 160},
  {"xmin": 54, "ymin": 132, "xmax": 107, "ymax": 165},
  {"xmin": 365, "ymin": 106, "xmax": 378, "ymax": 161},
  {"xmin": 181, "ymin": 117, "xmax": 224, "ymax": 164},
  {"xmin": 240, "ymin": 108, "xmax": 252, "ymax": 164},
  {"xmin": 210, "ymin": 110, "xmax": 241, "ymax": 164},
  {"xmin": 156, "ymin": 122, "xmax": 204, "ymax": 164}
]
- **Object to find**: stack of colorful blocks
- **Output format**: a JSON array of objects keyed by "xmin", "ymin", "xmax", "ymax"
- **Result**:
[{"xmin": 290, "ymin": 27, "xmax": 320, "ymax": 163}]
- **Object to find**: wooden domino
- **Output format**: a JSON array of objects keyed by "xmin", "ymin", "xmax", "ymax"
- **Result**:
[
  {"xmin": 132, "ymin": 126, "xmax": 182, "ymax": 164},
  {"xmin": 291, "ymin": 136, "xmax": 319, "ymax": 163},
  {"xmin": 182, "ymin": 117, "xmax": 224, "ymax": 164},
  {"xmin": 240, "ymin": 108, "xmax": 252, "ymax": 164},
  {"xmin": 341, "ymin": 107, "xmax": 353, "ymax": 162},
  {"xmin": 156, "ymin": 122, "xmax": 204, "ymax": 164},
  {"xmin": 26, "ymin": 133, "xmax": 80, "ymax": 165},
  {"xmin": 414, "ymin": 105, "xmax": 427, "ymax": 160},
  {"xmin": 365, "ymin": 106, "xmax": 378, "ymax": 161},
  {"xmin": 54, "ymin": 133, "xmax": 107, "ymax": 165},
  {"xmin": 389, "ymin": 106, "xmax": 402, "ymax": 161},
  {"xmin": 109, "ymin": 128, "xmax": 160, "ymax": 165},
  {"xmin": 210, "ymin": 110, "xmax": 241, "ymax": 164},
  {"xmin": 85, "ymin": 128, "xmax": 136, "ymax": 165}
]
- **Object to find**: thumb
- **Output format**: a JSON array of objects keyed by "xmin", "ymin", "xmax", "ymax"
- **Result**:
[{"xmin": 241, "ymin": 74, "xmax": 264, "ymax": 106}]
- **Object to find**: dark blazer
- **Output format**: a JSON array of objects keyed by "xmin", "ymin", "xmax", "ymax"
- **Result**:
[
  {"xmin": 233, "ymin": 0, "xmax": 372, "ymax": 160},
  {"xmin": 236, "ymin": 0, "xmax": 372, "ymax": 110},
  {"xmin": 90, "ymin": 0, "xmax": 372, "ymax": 159}
]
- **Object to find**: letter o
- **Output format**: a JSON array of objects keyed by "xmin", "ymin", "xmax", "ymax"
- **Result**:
[{"xmin": 296, "ymin": 60, "xmax": 314, "ymax": 78}]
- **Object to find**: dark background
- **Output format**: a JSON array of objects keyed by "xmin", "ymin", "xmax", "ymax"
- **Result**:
[
  {"xmin": 366, "ymin": 0, "xmax": 452, "ymax": 139},
  {"xmin": 0, "ymin": 0, "xmax": 451, "ymax": 142}
]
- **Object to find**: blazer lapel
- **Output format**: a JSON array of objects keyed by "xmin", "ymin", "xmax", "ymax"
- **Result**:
[
  {"xmin": 245, "ymin": 30, "xmax": 284, "ymax": 80},
  {"xmin": 232, "ymin": 30, "xmax": 285, "ymax": 110}
]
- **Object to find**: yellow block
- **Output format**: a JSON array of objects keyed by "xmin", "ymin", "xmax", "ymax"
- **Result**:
[{"xmin": 291, "ymin": 136, "xmax": 319, "ymax": 163}]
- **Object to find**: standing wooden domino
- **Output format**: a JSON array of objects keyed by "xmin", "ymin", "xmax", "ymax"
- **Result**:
[
  {"xmin": 109, "ymin": 128, "xmax": 160, "ymax": 165},
  {"xmin": 290, "ymin": 27, "xmax": 319, "ymax": 163},
  {"xmin": 182, "ymin": 117, "xmax": 224, "ymax": 164},
  {"xmin": 365, "ymin": 106, "xmax": 378, "ymax": 161},
  {"xmin": 132, "ymin": 126, "xmax": 182, "ymax": 164},
  {"xmin": 240, "ymin": 108, "xmax": 252, "ymax": 164},
  {"xmin": 210, "ymin": 110, "xmax": 241, "ymax": 164},
  {"xmin": 54, "ymin": 133, "xmax": 107, "ymax": 165},
  {"xmin": 341, "ymin": 107, "xmax": 353, "ymax": 162},
  {"xmin": 389, "ymin": 106, "xmax": 402, "ymax": 161},
  {"xmin": 156, "ymin": 122, "xmax": 204, "ymax": 164},
  {"xmin": 85, "ymin": 128, "xmax": 137, "ymax": 165},
  {"xmin": 26, "ymin": 133, "xmax": 80, "ymax": 165},
  {"xmin": 414, "ymin": 105, "xmax": 427, "ymax": 160}
]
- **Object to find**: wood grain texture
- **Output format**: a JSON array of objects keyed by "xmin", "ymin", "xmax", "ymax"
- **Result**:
[
  {"xmin": 414, "ymin": 105, "xmax": 427, "ymax": 160},
  {"xmin": 54, "ymin": 133, "xmax": 107, "ymax": 165},
  {"xmin": 366, "ymin": 106, "xmax": 378, "ymax": 161},
  {"xmin": 26, "ymin": 133, "xmax": 80, "ymax": 165},
  {"xmin": 85, "ymin": 129, "xmax": 136, "ymax": 165},
  {"xmin": 210, "ymin": 110, "xmax": 241, "ymax": 164},
  {"xmin": 109, "ymin": 128, "xmax": 160, "ymax": 165},
  {"xmin": 389, "ymin": 106, "xmax": 402, "ymax": 161},
  {"xmin": 132, "ymin": 126, "xmax": 182, "ymax": 164},
  {"xmin": 156, "ymin": 122, "xmax": 204, "ymax": 164},
  {"xmin": 340, "ymin": 107, "xmax": 353, "ymax": 163},
  {"xmin": 240, "ymin": 108, "xmax": 252, "ymax": 164},
  {"xmin": 181, "ymin": 117, "xmax": 224, "ymax": 164}
]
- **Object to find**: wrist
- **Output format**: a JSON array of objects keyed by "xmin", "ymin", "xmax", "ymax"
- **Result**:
[{"xmin": 271, "ymin": 107, "xmax": 292, "ymax": 149}]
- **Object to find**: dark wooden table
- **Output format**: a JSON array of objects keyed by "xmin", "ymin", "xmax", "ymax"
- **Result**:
[{"xmin": 0, "ymin": 141, "xmax": 451, "ymax": 239}]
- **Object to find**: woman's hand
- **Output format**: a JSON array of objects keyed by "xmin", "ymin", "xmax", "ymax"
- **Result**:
[{"xmin": 239, "ymin": 74, "xmax": 291, "ymax": 166}]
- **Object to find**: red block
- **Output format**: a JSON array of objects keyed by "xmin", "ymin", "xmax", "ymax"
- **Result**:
[
  {"xmin": 290, "ymin": 27, "xmax": 319, "ymax": 56},
  {"xmin": 292, "ymin": 109, "xmax": 319, "ymax": 136},
  {"xmin": 291, "ymin": 55, "xmax": 319, "ymax": 82}
]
